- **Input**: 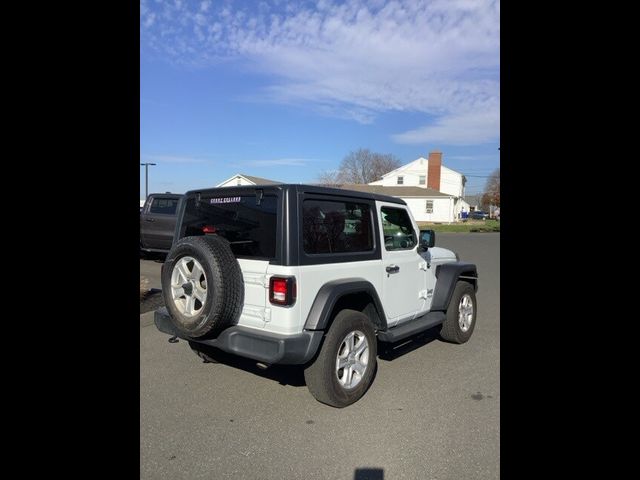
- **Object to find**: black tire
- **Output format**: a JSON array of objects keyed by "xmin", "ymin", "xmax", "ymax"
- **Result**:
[
  {"xmin": 161, "ymin": 235, "xmax": 244, "ymax": 338},
  {"xmin": 439, "ymin": 281, "xmax": 477, "ymax": 344},
  {"xmin": 188, "ymin": 341, "xmax": 220, "ymax": 363},
  {"xmin": 304, "ymin": 309, "xmax": 377, "ymax": 408}
]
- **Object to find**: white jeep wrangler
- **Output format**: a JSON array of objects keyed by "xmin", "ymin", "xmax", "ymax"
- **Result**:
[{"xmin": 154, "ymin": 184, "xmax": 478, "ymax": 407}]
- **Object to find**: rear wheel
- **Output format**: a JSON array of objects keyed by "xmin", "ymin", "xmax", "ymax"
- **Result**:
[{"xmin": 304, "ymin": 309, "xmax": 377, "ymax": 408}]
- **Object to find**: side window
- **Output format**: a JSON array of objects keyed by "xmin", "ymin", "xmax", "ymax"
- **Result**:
[
  {"xmin": 303, "ymin": 199, "xmax": 374, "ymax": 254},
  {"xmin": 419, "ymin": 175, "xmax": 426, "ymax": 185},
  {"xmin": 380, "ymin": 207, "xmax": 416, "ymax": 251},
  {"xmin": 397, "ymin": 176, "xmax": 404, "ymax": 185},
  {"xmin": 149, "ymin": 198, "xmax": 178, "ymax": 215}
]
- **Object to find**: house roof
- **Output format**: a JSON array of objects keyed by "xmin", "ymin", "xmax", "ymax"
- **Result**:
[
  {"xmin": 336, "ymin": 184, "xmax": 452, "ymax": 198},
  {"xmin": 217, "ymin": 173, "xmax": 282, "ymax": 187},
  {"xmin": 464, "ymin": 194, "xmax": 482, "ymax": 206},
  {"xmin": 239, "ymin": 174, "xmax": 282, "ymax": 185}
]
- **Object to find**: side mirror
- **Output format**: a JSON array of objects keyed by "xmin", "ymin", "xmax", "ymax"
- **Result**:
[{"xmin": 419, "ymin": 229, "xmax": 435, "ymax": 249}]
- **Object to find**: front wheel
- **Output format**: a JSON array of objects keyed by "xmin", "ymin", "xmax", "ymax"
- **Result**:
[
  {"xmin": 439, "ymin": 281, "xmax": 477, "ymax": 344},
  {"xmin": 304, "ymin": 309, "xmax": 377, "ymax": 408}
]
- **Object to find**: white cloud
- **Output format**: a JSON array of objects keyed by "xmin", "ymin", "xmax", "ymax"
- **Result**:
[
  {"xmin": 392, "ymin": 107, "xmax": 500, "ymax": 145},
  {"xmin": 140, "ymin": 0, "xmax": 499, "ymax": 145}
]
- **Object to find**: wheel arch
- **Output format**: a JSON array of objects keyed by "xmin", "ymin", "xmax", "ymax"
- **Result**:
[{"xmin": 303, "ymin": 278, "xmax": 387, "ymax": 333}]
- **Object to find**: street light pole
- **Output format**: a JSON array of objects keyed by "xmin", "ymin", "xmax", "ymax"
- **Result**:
[{"xmin": 140, "ymin": 163, "xmax": 156, "ymax": 199}]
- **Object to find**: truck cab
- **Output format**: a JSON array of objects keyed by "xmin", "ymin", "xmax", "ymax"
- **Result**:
[{"xmin": 140, "ymin": 193, "xmax": 183, "ymax": 252}]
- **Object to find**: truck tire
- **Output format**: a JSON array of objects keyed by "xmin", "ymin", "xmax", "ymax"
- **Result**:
[
  {"xmin": 439, "ymin": 281, "xmax": 476, "ymax": 344},
  {"xmin": 304, "ymin": 309, "xmax": 377, "ymax": 408},
  {"xmin": 161, "ymin": 235, "xmax": 244, "ymax": 339}
]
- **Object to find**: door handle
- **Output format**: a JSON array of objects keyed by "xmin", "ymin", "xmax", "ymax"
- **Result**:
[
  {"xmin": 145, "ymin": 218, "xmax": 155, "ymax": 222},
  {"xmin": 386, "ymin": 265, "xmax": 400, "ymax": 274}
]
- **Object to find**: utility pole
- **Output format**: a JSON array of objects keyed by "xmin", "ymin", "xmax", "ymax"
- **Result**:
[{"xmin": 140, "ymin": 163, "xmax": 156, "ymax": 199}]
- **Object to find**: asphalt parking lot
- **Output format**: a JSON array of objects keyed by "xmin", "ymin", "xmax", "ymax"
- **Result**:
[{"xmin": 140, "ymin": 233, "xmax": 500, "ymax": 479}]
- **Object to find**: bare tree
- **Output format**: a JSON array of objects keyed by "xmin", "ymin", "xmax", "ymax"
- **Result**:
[
  {"xmin": 316, "ymin": 148, "xmax": 402, "ymax": 185},
  {"xmin": 315, "ymin": 170, "xmax": 343, "ymax": 186},
  {"xmin": 481, "ymin": 168, "xmax": 500, "ymax": 207}
]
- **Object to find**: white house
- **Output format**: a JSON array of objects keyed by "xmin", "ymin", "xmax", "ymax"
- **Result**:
[
  {"xmin": 217, "ymin": 173, "xmax": 282, "ymax": 188},
  {"xmin": 217, "ymin": 155, "xmax": 467, "ymax": 223},
  {"xmin": 336, "ymin": 184, "xmax": 459, "ymax": 223},
  {"xmin": 464, "ymin": 194, "xmax": 482, "ymax": 211},
  {"xmin": 368, "ymin": 151, "xmax": 469, "ymax": 222}
]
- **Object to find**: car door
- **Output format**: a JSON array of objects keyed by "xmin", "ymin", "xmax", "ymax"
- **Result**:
[
  {"xmin": 377, "ymin": 202, "xmax": 426, "ymax": 328},
  {"xmin": 141, "ymin": 196, "xmax": 179, "ymax": 250}
]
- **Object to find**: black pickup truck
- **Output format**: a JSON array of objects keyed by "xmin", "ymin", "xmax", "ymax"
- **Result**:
[{"xmin": 140, "ymin": 193, "xmax": 183, "ymax": 253}]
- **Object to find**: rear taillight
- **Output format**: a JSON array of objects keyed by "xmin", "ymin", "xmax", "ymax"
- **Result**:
[
  {"xmin": 269, "ymin": 276, "xmax": 296, "ymax": 306},
  {"xmin": 202, "ymin": 225, "xmax": 217, "ymax": 234}
]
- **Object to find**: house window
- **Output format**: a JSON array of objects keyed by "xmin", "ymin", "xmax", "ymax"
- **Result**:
[
  {"xmin": 237, "ymin": 178, "xmax": 242, "ymax": 186},
  {"xmin": 419, "ymin": 175, "xmax": 426, "ymax": 185},
  {"xmin": 425, "ymin": 200, "xmax": 434, "ymax": 213},
  {"xmin": 397, "ymin": 176, "xmax": 404, "ymax": 185}
]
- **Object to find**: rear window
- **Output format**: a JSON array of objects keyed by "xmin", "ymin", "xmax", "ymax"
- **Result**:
[
  {"xmin": 149, "ymin": 197, "xmax": 179, "ymax": 215},
  {"xmin": 181, "ymin": 194, "xmax": 278, "ymax": 259}
]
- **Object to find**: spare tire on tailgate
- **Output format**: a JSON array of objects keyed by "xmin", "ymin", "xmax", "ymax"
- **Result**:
[{"xmin": 161, "ymin": 235, "xmax": 244, "ymax": 338}]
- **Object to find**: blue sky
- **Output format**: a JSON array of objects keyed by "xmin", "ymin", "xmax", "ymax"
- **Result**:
[{"xmin": 140, "ymin": 0, "xmax": 500, "ymax": 199}]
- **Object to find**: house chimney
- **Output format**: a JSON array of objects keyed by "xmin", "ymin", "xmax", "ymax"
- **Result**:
[{"xmin": 427, "ymin": 151, "xmax": 442, "ymax": 191}]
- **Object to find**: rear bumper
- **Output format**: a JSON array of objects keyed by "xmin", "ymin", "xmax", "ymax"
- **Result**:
[{"xmin": 154, "ymin": 308, "xmax": 323, "ymax": 365}]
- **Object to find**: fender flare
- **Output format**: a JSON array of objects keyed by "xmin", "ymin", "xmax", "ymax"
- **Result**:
[
  {"xmin": 304, "ymin": 278, "xmax": 387, "ymax": 331},
  {"xmin": 430, "ymin": 262, "xmax": 478, "ymax": 311}
]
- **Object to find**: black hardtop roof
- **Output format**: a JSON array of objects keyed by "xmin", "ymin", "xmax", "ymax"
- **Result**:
[
  {"xmin": 184, "ymin": 184, "xmax": 406, "ymax": 206},
  {"xmin": 147, "ymin": 192, "xmax": 184, "ymax": 198}
]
